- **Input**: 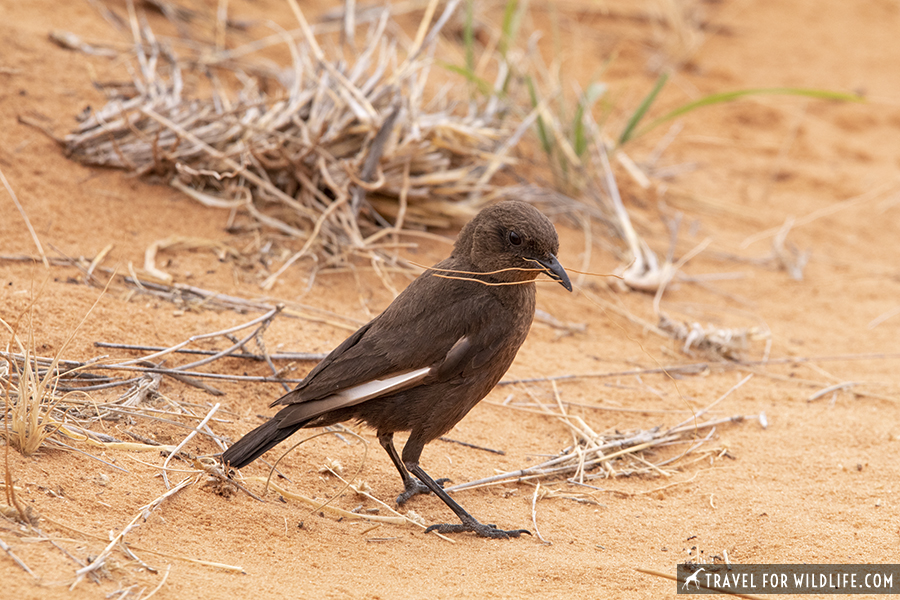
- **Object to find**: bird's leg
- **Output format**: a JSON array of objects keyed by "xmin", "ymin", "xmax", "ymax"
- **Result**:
[
  {"xmin": 377, "ymin": 432, "xmax": 448, "ymax": 505},
  {"xmin": 401, "ymin": 439, "xmax": 529, "ymax": 539},
  {"xmin": 407, "ymin": 463, "xmax": 530, "ymax": 539}
]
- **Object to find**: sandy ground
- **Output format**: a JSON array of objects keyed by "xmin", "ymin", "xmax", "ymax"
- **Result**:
[{"xmin": 2, "ymin": 0, "xmax": 900, "ymax": 598}]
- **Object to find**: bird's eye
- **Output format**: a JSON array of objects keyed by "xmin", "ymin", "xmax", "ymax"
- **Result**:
[{"xmin": 507, "ymin": 230, "xmax": 522, "ymax": 246}]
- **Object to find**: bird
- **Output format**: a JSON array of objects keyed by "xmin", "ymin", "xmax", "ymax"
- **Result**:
[{"xmin": 222, "ymin": 200, "xmax": 572, "ymax": 538}]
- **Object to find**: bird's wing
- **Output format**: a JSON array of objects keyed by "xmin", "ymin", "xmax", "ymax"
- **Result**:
[
  {"xmin": 272, "ymin": 272, "xmax": 483, "ymax": 407},
  {"xmin": 272, "ymin": 272, "xmax": 514, "ymax": 413}
]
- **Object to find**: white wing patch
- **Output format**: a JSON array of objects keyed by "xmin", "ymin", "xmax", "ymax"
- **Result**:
[
  {"xmin": 299, "ymin": 367, "xmax": 432, "ymax": 417},
  {"xmin": 333, "ymin": 367, "xmax": 432, "ymax": 403}
]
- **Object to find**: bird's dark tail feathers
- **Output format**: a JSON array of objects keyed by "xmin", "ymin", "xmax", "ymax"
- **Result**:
[{"xmin": 221, "ymin": 417, "xmax": 305, "ymax": 469}]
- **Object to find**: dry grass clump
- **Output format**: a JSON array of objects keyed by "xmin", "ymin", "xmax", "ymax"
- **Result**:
[
  {"xmin": 64, "ymin": 0, "xmax": 525, "ymax": 285},
  {"xmin": 2, "ymin": 314, "xmax": 68, "ymax": 456}
]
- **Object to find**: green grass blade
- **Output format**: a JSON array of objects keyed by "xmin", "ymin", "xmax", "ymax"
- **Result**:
[
  {"xmin": 526, "ymin": 76, "xmax": 553, "ymax": 156},
  {"xmin": 499, "ymin": 0, "xmax": 522, "ymax": 58},
  {"xmin": 636, "ymin": 87, "xmax": 865, "ymax": 139},
  {"xmin": 617, "ymin": 72, "xmax": 669, "ymax": 146},
  {"xmin": 440, "ymin": 63, "xmax": 495, "ymax": 97},
  {"xmin": 464, "ymin": 0, "xmax": 475, "ymax": 76},
  {"xmin": 572, "ymin": 103, "xmax": 586, "ymax": 158},
  {"xmin": 572, "ymin": 82, "xmax": 607, "ymax": 157}
]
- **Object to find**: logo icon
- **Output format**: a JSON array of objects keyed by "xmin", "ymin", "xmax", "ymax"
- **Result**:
[{"xmin": 682, "ymin": 567, "xmax": 706, "ymax": 590}]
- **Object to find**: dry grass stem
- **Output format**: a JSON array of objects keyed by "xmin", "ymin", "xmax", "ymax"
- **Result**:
[
  {"xmin": 0, "ymin": 167, "xmax": 48, "ymax": 269},
  {"xmin": 807, "ymin": 381, "xmax": 863, "ymax": 403},
  {"xmin": 161, "ymin": 403, "xmax": 221, "ymax": 488},
  {"xmin": 0, "ymin": 537, "xmax": 37, "ymax": 578},
  {"xmin": 868, "ymin": 306, "xmax": 900, "ymax": 329},
  {"xmin": 530, "ymin": 481, "xmax": 550, "ymax": 545},
  {"xmin": 255, "ymin": 429, "xmax": 433, "ymax": 531}
]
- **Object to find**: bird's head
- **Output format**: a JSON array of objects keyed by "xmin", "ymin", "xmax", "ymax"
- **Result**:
[{"xmin": 453, "ymin": 201, "xmax": 572, "ymax": 291}]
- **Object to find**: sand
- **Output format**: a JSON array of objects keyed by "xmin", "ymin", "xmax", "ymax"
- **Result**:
[{"xmin": 2, "ymin": 0, "xmax": 899, "ymax": 598}]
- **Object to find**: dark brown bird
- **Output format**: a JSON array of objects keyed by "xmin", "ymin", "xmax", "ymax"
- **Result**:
[{"xmin": 222, "ymin": 200, "xmax": 571, "ymax": 538}]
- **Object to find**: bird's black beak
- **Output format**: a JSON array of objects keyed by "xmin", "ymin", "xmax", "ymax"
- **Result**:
[{"xmin": 534, "ymin": 254, "xmax": 572, "ymax": 292}]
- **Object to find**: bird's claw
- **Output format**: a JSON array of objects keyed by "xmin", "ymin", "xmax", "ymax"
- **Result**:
[
  {"xmin": 424, "ymin": 521, "xmax": 531, "ymax": 539},
  {"xmin": 396, "ymin": 477, "xmax": 451, "ymax": 505}
]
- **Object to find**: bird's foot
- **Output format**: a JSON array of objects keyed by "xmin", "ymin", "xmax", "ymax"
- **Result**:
[
  {"xmin": 424, "ymin": 519, "xmax": 531, "ymax": 539},
  {"xmin": 396, "ymin": 477, "xmax": 451, "ymax": 505}
]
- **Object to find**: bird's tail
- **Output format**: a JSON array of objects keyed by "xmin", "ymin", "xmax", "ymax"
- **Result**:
[{"xmin": 221, "ymin": 416, "xmax": 304, "ymax": 469}]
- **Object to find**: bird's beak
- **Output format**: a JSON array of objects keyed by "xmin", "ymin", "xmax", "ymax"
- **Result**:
[{"xmin": 534, "ymin": 254, "xmax": 573, "ymax": 292}]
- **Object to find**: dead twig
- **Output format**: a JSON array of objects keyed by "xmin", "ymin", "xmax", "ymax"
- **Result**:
[
  {"xmin": 161, "ymin": 403, "xmax": 221, "ymax": 488},
  {"xmin": 0, "ymin": 537, "xmax": 37, "ymax": 578}
]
